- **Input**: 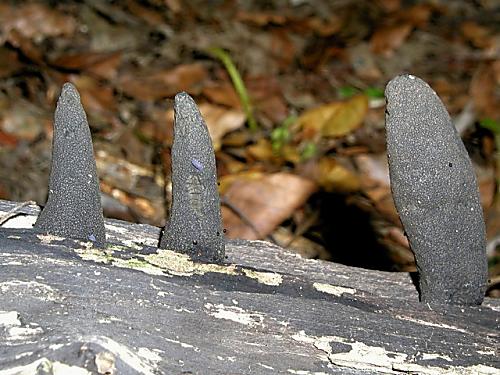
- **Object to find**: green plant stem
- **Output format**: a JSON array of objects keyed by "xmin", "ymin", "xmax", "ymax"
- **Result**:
[{"xmin": 208, "ymin": 47, "xmax": 258, "ymax": 132}]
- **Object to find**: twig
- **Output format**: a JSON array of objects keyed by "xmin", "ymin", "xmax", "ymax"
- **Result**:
[
  {"xmin": 486, "ymin": 234, "xmax": 500, "ymax": 257},
  {"xmin": 207, "ymin": 47, "xmax": 258, "ymax": 132},
  {"xmin": 454, "ymin": 101, "xmax": 476, "ymax": 135}
]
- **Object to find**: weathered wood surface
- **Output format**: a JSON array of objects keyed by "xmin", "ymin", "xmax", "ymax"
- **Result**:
[{"xmin": 0, "ymin": 200, "xmax": 498, "ymax": 374}]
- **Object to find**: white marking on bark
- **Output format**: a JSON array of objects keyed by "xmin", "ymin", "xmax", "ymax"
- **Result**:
[
  {"xmin": 313, "ymin": 282, "xmax": 356, "ymax": 297},
  {"xmin": 291, "ymin": 330, "xmax": 500, "ymax": 375},
  {"xmin": 137, "ymin": 347, "xmax": 162, "ymax": 362},
  {"xmin": 205, "ymin": 303, "xmax": 264, "ymax": 327},
  {"xmin": 0, "ymin": 311, "xmax": 21, "ymax": 327},
  {"xmin": 37, "ymin": 234, "xmax": 65, "ymax": 243},
  {"xmin": 242, "ymin": 269, "xmax": 283, "ymax": 286},
  {"xmin": 1, "ymin": 215, "xmax": 36, "ymax": 228},
  {"xmin": 164, "ymin": 337, "xmax": 199, "ymax": 351},
  {"xmin": 0, "ymin": 358, "xmax": 91, "ymax": 375},
  {"xmin": 395, "ymin": 315, "xmax": 467, "ymax": 333},
  {"xmin": 81, "ymin": 336, "xmax": 158, "ymax": 375},
  {"xmin": 0, "ymin": 280, "xmax": 59, "ymax": 301},
  {"xmin": 7, "ymin": 326, "xmax": 43, "ymax": 340}
]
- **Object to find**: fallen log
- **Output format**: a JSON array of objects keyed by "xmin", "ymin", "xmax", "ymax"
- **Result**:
[{"xmin": 0, "ymin": 200, "xmax": 498, "ymax": 375}]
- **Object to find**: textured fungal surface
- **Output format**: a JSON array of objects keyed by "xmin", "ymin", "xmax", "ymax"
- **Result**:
[
  {"xmin": 160, "ymin": 92, "xmax": 225, "ymax": 262},
  {"xmin": 34, "ymin": 83, "xmax": 105, "ymax": 247},
  {"xmin": 385, "ymin": 74, "xmax": 487, "ymax": 305}
]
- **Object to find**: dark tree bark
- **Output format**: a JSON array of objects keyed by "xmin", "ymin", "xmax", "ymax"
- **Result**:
[{"xmin": 0, "ymin": 200, "xmax": 498, "ymax": 375}]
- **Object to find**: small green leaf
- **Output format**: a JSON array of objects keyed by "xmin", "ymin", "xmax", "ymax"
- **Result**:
[
  {"xmin": 301, "ymin": 141, "xmax": 317, "ymax": 161},
  {"xmin": 363, "ymin": 87, "xmax": 384, "ymax": 99},
  {"xmin": 338, "ymin": 86, "xmax": 357, "ymax": 99},
  {"xmin": 479, "ymin": 118, "xmax": 500, "ymax": 134},
  {"xmin": 270, "ymin": 115, "xmax": 296, "ymax": 154}
]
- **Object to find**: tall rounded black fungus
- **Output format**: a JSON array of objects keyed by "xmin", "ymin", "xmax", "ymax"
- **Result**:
[
  {"xmin": 34, "ymin": 83, "xmax": 106, "ymax": 247},
  {"xmin": 385, "ymin": 74, "xmax": 487, "ymax": 305},
  {"xmin": 160, "ymin": 92, "xmax": 225, "ymax": 263}
]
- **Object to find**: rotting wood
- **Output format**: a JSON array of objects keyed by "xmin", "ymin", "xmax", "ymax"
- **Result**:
[{"xmin": 0, "ymin": 200, "xmax": 498, "ymax": 375}]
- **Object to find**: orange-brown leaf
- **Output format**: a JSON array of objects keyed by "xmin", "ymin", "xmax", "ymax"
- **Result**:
[
  {"xmin": 118, "ymin": 64, "xmax": 207, "ymax": 101},
  {"xmin": 198, "ymin": 103, "xmax": 245, "ymax": 151},
  {"xmin": 222, "ymin": 173, "xmax": 316, "ymax": 239},
  {"xmin": 314, "ymin": 157, "xmax": 361, "ymax": 193},
  {"xmin": 370, "ymin": 23, "xmax": 412, "ymax": 56}
]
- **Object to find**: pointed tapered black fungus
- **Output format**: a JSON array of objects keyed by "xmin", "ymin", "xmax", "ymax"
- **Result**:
[
  {"xmin": 160, "ymin": 92, "xmax": 225, "ymax": 262},
  {"xmin": 385, "ymin": 74, "xmax": 487, "ymax": 305},
  {"xmin": 34, "ymin": 83, "xmax": 105, "ymax": 247}
]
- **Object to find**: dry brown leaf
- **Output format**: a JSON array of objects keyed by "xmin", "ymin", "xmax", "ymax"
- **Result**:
[
  {"xmin": 314, "ymin": 157, "xmax": 361, "ymax": 193},
  {"xmin": 222, "ymin": 172, "xmax": 317, "ymax": 239},
  {"xmin": 221, "ymin": 129, "xmax": 251, "ymax": 148},
  {"xmin": 216, "ymin": 153, "xmax": 247, "ymax": 175},
  {"xmin": 0, "ymin": 98, "xmax": 50, "ymax": 142},
  {"xmin": 248, "ymin": 76, "xmax": 289, "ymax": 125},
  {"xmin": 256, "ymin": 94, "xmax": 290, "ymax": 126},
  {"xmin": 236, "ymin": 11, "xmax": 287, "ymax": 26},
  {"xmin": 402, "ymin": 4, "xmax": 433, "ymax": 28},
  {"xmin": 126, "ymin": 0, "xmax": 164, "ymax": 26},
  {"xmin": 349, "ymin": 43, "xmax": 383, "ymax": 81},
  {"xmin": 202, "ymin": 82, "xmax": 241, "ymax": 108},
  {"xmin": 461, "ymin": 21, "xmax": 494, "ymax": 50},
  {"xmin": 377, "ymin": 0, "xmax": 401, "ymax": 13},
  {"xmin": 322, "ymin": 95, "xmax": 368, "ymax": 137},
  {"xmin": 0, "ymin": 47, "xmax": 23, "ymax": 79},
  {"xmin": 486, "ymin": 201, "xmax": 500, "ymax": 244},
  {"xmin": 165, "ymin": 0, "xmax": 182, "ymax": 13},
  {"xmin": 118, "ymin": 63, "xmax": 207, "ymax": 101},
  {"xmin": 246, "ymin": 138, "xmax": 275, "ymax": 162},
  {"xmin": 306, "ymin": 16, "xmax": 342, "ymax": 37},
  {"xmin": 354, "ymin": 154, "xmax": 400, "ymax": 224},
  {"xmin": 96, "ymin": 149, "xmax": 165, "ymax": 225},
  {"xmin": 96, "ymin": 150, "xmax": 160, "ymax": 191},
  {"xmin": 0, "ymin": 3, "xmax": 76, "ymax": 40},
  {"xmin": 476, "ymin": 164, "xmax": 496, "ymax": 210},
  {"xmin": 280, "ymin": 145, "xmax": 302, "ymax": 165},
  {"xmin": 492, "ymin": 60, "xmax": 500, "ymax": 84},
  {"xmin": 70, "ymin": 75, "xmax": 117, "ymax": 115},
  {"xmin": 52, "ymin": 52, "xmax": 123, "ymax": 81},
  {"xmin": 370, "ymin": 23, "xmax": 412, "ymax": 56},
  {"xmin": 164, "ymin": 103, "xmax": 245, "ymax": 151},
  {"xmin": 470, "ymin": 64, "xmax": 499, "ymax": 120},
  {"xmin": 270, "ymin": 30, "xmax": 296, "ymax": 70},
  {"xmin": 198, "ymin": 103, "xmax": 246, "ymax": 151},
  {"xmin": 0, "ymin": 131, "xmax": 18, "ymax": 147},
  {"xmin": 246, "ymin": 138, "xmax": 301, "ymax": 165},
  {"xmin": 135, "ymin": 104, "xmax": 173, "ymax": 145},
  {"xmin": 297, "ymin": 95, "xmax": 368, "ymax": 138},
  {"xmin": 5, "ymin": 29, "xmax": 44, "ymax": 65},
  {"xmin": 100, "ymin": 182, "xmax": 164, "ymax": 225},
  {"xmin": 218, "ymin": 171, "xmax": 264, "ymax": 196},
  {"xmin": 272, "ymin": 226, "xmax": 330, "ymax": 259},
  {"xmin": 393, "ymin": 4, "xmax": 438, "ymax": 28}
]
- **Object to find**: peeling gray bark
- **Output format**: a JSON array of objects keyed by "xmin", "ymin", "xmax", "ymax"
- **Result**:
[{"xmin": 0, "ymin": 200, "xmax": 498, "ymax": 375}]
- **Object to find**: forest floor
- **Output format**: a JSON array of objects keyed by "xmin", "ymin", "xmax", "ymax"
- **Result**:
[{"xmin": 0, "ymin": 0, "xmax": 498, "ymax": 296}]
